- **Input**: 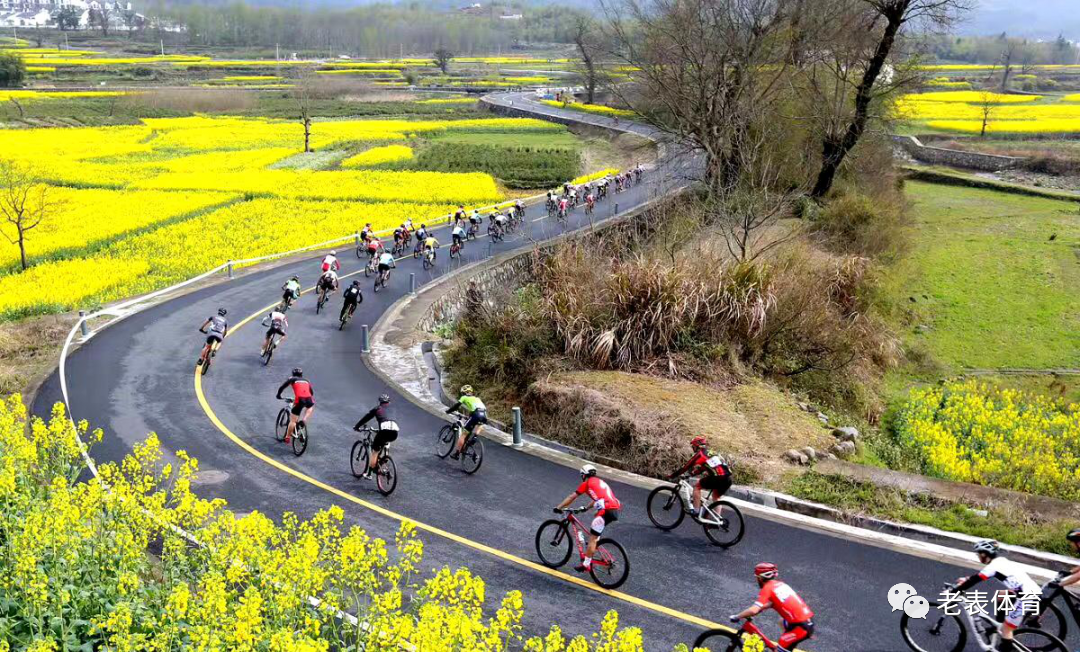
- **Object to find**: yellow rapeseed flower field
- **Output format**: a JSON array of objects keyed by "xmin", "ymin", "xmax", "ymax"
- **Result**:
[
  {"xmin": 541, "ymin": 99, "xmax": 635, "ymax": 118},
  {"xmin": 0, "ymin": 114, "xmax": 572, "ymax": 318},
  {"xmin": 896, "ymin": 91, "xmax": 1080, "ymax": 134},
  {"xmin": 897, "ymin": 381, "xmax": 1080, "ymax": 500}
]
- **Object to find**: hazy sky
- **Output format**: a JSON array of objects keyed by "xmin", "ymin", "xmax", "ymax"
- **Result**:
[{"xmin": 934, "ymin": 0, "xmax": 1077, "ymax": 39}]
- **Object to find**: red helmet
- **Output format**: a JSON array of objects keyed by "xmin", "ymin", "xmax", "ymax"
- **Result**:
[
  {"xmin": 690, "ymin": 436, "xmax": 708, "ymax": 449},
  {"xmin": 754, "ymin": 562, "xmax": 779, "ymax": 580}
]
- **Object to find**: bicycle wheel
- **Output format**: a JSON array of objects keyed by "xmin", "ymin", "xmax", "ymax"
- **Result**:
[
  {"xmin": 461, "ymin": 437, "xmax": 483, "ymax": 475},
  {"xmin": 423, "ymin": 255, "xmax": 433, "ymax": 270},
  {"xmin": 350, "ymin": 440, "xmax": 369, "ymax": 478},
  {"xmin": 534, "ymin": 520, "xmax": 572, "ymax": 568},
  {"xmin": 262, "ymin": 337, "xmax": 275, "ymax": 366},
  {"xmin": 702, "ymin": 501, "xmax": 745, "ymax": 548},
  {"xmin": 376, "ymin": 456, "xmax": 397, "ymax": 496},
  {"xmin": 1013, "ymin": 628, "xmax": 1068, "ymax": 652},
  {"xmin": 645, "ymin": 486, "xmax": 684, "ymax": 531},
  {"xmin": 339, "ymin": 313, "xmax": 348, "ymax": 331},
  {"xmin": 355, "ymin": 245, "xmax": 364, "ymax": 259},
  {"xmin": 692, "ymin": 629, "xmax": 744, "ymax": 652},
  {"xmin": 275, "ymin": 408, "xmax": 289, "ymax": 442},
  {"xmin": 365, "ymin": 263, "xmax": 372, "ymax": 278},
  {"xmin": 435, "ymin": 425, "xmax": 456, "ymax": 458},
  {"xmin": 589, "ymin": 538, "xmax": 629, "ymax": 589},
  {"xmin": 450, "ymin": 246, "xmax": 458, "ymax": 260},
  {"xmin": 900, "ymin": 604, "xmax": 966, "ymax": 652},
  {"xmin": 316, "ymin": 294, "xmax": 324, "ymax": 314},
  {"xmin": 292, "ymin": 423, "xmax": 308, "ymax": 457},
  {"xmin": 201, "ymin": 356, "xmax": 211, "ymax": 375},
  {"xmin": 1024, "ymin": 601, "xmax": 1067, "ymax": 648}
]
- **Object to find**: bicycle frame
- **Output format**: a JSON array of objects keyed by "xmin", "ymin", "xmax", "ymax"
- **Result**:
[
  {"xmin": 561, "ymin": 508, "xmax": 615, "ymax": 570},
  {"xmin": 671, "ymin": 478, "xmax": 725, "ymax": 526},
  {"xmin": 737, "ymin": 619, "xmax": 780, "ymax": 651}
]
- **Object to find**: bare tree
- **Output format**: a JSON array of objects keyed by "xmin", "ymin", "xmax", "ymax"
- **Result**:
[
  {"xmin": 0, "ymin": 160, "xmax": 60, "ymax": 271},
  {"xmin": 90, "ymin": 3, "xmax": 112, "ymax": 37},
  {"xmin": 433, "ymin": 48, "xmax": 454, "ymax": 75},
  {"xmin": 292, "ymin": 71, "xmax": 315, "ymax": 153},
  {"xmin": 570, "ymin": 13, "xmax": 605, "ymax": 104},
  {"xmin": 602, "ymin": 0, "xmax": 802, "ymax": 192},
  {"xmin": 809, "ymin": 0, "xmax": 970, "ymax": 199},
  {"xmin": 978, "ymin": 91, "xmax": 995, "ymax": 136}
]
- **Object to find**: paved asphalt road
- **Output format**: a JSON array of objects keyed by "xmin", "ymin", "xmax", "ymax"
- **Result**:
[{"xmin": 34, "ymin": 94, "xmax": 995, "ymax": 651}]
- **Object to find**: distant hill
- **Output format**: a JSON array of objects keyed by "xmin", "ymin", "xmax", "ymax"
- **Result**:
[{"xmin": 956, "ymin": 0, "xmax": 1080, "ymax": 41}]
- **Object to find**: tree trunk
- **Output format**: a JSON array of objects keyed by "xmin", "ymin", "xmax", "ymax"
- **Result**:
[
  {"xmin": 810, "ymin": 5, "xmax": 905, "ymax": 199},
  {"xmin": 303, "ymin": 117, "xmax": 311, "ymax": 153},
  {"xmin": 18, "ymin": 233, "xmax": 27, "ymax": 271}
]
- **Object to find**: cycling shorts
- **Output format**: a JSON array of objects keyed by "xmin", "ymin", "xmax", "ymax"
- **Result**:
[
  {"xmin": 378, "ymin": 263, "xmax": 392, "ymax": 272},
  {"xmin": 266, "ymin": 326, "xmax": 286, "ymax": 339},
  {"xmin": 372, "ymin": 429, "xmax": 398, "ymax": 451},
  {"xmin": 780, "ymin": 621, "xmax": 814, "ymax": 649},
  {"xmin": 206, "ymin": 333, "xmax": 223, "ymax": 345},
  {"xmin": 291, "ymin": 397, "xmax": 315, "ymax": 415},
  {"xmin": 464, "ymin": 409, "xmax": 487, "ymax": 433},
  {"xmin": 590, "ymin": 509, "xmax": 619, "ymax": 536},
  {"xmin": 1002, "ymin": 594, "xmax": 1036, "ymax": 628},
  {"xmin": 699, "ymin": 474, "xmax": 732, "ymax": 496},
  {"xmin": 282, "ymin": 290, "xmax": 298, "ymax": 302},
  {"xmin": 319, "ymin": 279, "xmax": 335, "ymax": 291}
]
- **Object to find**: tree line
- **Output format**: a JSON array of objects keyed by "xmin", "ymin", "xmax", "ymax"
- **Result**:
[{"xmin": 921, "ymin": 33, "xmax": 1080, "ymax": 66}]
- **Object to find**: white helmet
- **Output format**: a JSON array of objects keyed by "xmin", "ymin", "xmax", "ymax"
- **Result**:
[
  {"xmin": 580, "ymin": 463, "xmax": 597, "ymax": 479},
  {"xmin": 974, "ymin": 540, "xmax": 1000, "ymax": 558}
]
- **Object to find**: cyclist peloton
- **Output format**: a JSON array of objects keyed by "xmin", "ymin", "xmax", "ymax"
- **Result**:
[
  {"xmin": 730, "ymin": 563, "xmax": 815, "ymax": 651},
  {"xmin": 260, "ymin": 308, "xmax": 288, "ymax": 357},
  {"xmin": 281, "ymin": 276, "xmax": 301, "ymax": 308},
  {"xmin": 321, "ymin": 250, "xmax": 340, "ymax": 273},
  {"xmin": 275, "ymin": 368, "xmax": 314, "ymax": 444},
  {"xmin": 340, "ymin": 279, "xmax": 363, "ymax": 322},
  {"xmin": 952, "ymin": 540, "xmax": 1042, "ymax": 652},
  {"xmin": 669, "ymin": 436, "xmax": 733, "ymax": 522},
  {"xmin": 318, "ymin": 268, "xmax": 339, "ymax": 302},
  {"xmin": 352, "ymin": 393, "xmax": 400, "ymax": 478},
  {"xmin": 445, "ymin": 385, "xmax": 486, "ymax": 459},
  {"xmin": 197, "ymin": 308, "xmax": 228, "ymax": 366},
  {"xmin": 553, "ymin": 464, "xmax": 622, "ymax": 573}
]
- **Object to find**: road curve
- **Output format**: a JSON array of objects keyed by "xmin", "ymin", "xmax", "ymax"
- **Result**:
[{"xmin": 35, "ymin": 93, "xmax": 969, "ymax": 651}]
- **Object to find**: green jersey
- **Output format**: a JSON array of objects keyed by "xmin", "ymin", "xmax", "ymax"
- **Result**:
[{"xmin": 460, "ymin": 395, "xmax": 486, "ymax": 413}]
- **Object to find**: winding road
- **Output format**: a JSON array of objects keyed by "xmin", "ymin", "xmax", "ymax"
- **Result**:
[{"xmin": 34, "ymin": 93, "xmax": 995, "ymax": 651}]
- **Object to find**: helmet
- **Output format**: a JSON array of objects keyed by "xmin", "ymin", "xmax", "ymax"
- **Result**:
[
  {"xmin": 690, "ymin": 436, "xmax": 707, "ymax": 449},
  {"xmin": 754, "ymin": 562, "xmax": 779, "ymax": 580},
  {"xmin": 974, "ymin": 540, "xmax": 1000, "ymax": 558},
  {"xmin": 580, "ymin": 463, "xmax": 597, "ymax": 479},
  {"xmin": 379, "ymin": 393, "xmax": 390, "ymax": 404},
  {"xmin": 292, "ymin": 367, "xmax": 303, "ymax": 377},
  {"xmin": 291, "ymin": 275, "xmax": 299, "ymax": 281},
  {"xmin": 352, "ymin": 279, "xmax": 360, "ymax": 286},
  {"xmin": 460, "ymin": 385, "xmax": 474, "ymax": 396},
  {"xmin": 1067, "ymin": 528, "xmax": 1080, "ymax": 543},
  {"xmin": 330, "ymin": 250, "xmax": 336, "ymax": 255},
  {"xmin": 217, "ymin": 308, "xmax": 227, "ymax": 316},
  {"xmin": 421, "ymin": 223, "xmax": 427, "ymax": 228}
]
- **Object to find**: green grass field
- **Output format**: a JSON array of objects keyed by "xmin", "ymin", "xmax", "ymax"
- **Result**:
[
  {"xmin": 884, "ymin": 181, "xmax": 1080, "ymax": 372},
  {"xmin": 429, "ymin": 131, "xmax": 581, "ymax": 148}
]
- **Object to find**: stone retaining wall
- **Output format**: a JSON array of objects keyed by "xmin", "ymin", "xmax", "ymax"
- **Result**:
[{"xmin": 892, "ymin": 134, "xmax": 1024, "ymax": 172}]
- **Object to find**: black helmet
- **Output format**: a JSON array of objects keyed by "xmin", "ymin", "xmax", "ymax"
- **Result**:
[
  {"xmin": 1067, "ymin": 528, "xmax": 1080, "ymax": 543},
  {"xmin": 217, "ymin": 308, "xmax": 227, "ymax": 316},
  {"xmin": 291, "ymin": 275, "xmax": 299, "ymax": 281},
  {"xmin": 352, "ymin": 279, "xmax": 360, "ymax": 286},
  {"xmin": 379, "ymin": 393, "xmax": 390, "ymax": 404},
  {"xmin": 292, "ymin": 367, "xmax": 303, "ymax": 377}
]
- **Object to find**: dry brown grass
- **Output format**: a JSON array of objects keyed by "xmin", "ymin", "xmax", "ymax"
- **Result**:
[
  {"xmin": 123, "ymin": 88, "xmax": 255, "ymax": 113},
  {"xmin": 0, "ymin": 313, "xmax": 73, "ymax": 399}
]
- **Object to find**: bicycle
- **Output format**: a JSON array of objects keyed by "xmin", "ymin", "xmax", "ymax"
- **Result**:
[
  {"xmin": 197, "ymin": 329, "xmax": 219, "ymax": 376},
  {"xmin": 355, "ymin": 242, "xmax": 367, "ymax": 259},
  {"xmin": 449, "ymin": 240, "xmax": 463, "ymax": 260},
  {"xmin": 901, "ymin": 584, "xmax": 1068, "ymax": 652},
  {"xmin": 261, "ymin": 332, "xmax": 280, "ymax": 366},
  {"xmin": 278, "ymin": 293, "xmax": 297, "ymax": 313},
  {"xmin": 467, "ymin": 222, "xmax": 479, "ymax": 241},
  {"xmin": 274, "ymin": 399, "xmax": 308, "ymax": 457},
  {"xmin": 413, "ymin": 239, "xmax": 424, "ymax": 259},
  {"xmin": 487, "ymin": 223, "xmax": 504, "ymax": 243},
  {"xmin": 534, "ymin": 505, "xmax": 630, "ymax": 590},
  {"xmin": 374, "ymin": 266, "xmax": 391, "ymax": 293},
  {"xmin": 694, "ymin": 616, "xmax": 811, "ymax": 652},
  {"xmin": 339, "ymin": 303, "xmax": 356, "ymax": 331},
  {"xmin": 434, "ymin": 415, "xmax": 483, "ymax": 474},
  {"xmin": 646, "ymin": 477, "xmax": 745, "ymax": 548},
  {"xmin": 316, "ymin": 286, "xmax": 331, "ymax": 314},
  {"xmin": 349, "ymin": 426, "xmax": 397, "ymax": 496},
  {"xmin": 422, "ymin": 246, "xmax": 437, "ymax": 270},
  {"xmin": 1014, "ymin": 572, "xmax": 1077, "ymax": 645},
  {"xmin": 364, "ymin": 255, "xmax": 378, "ymax": 278}
]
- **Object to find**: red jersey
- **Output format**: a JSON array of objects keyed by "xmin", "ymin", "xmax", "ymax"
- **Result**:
[
  {"xmin": 755, "ymin": 580, "xmax": 813, "ymax": 624},
  {"xmin": 287, "ymin": 378, "xmax": 314, "ymax": 400},
  {"xmin": 675, "ymin": 450, "xmax": 730, "ymax": 478},
  {"xmin": 576, "ymin": 477, "xmax": 621, "ymax": 514}
]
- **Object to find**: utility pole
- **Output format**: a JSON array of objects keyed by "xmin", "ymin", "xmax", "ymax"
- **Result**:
[
  {"xmin": 276, "ymin": 43, "xmax": 280, "ymax": 61},
  {"xmin": 160, "ymin": 39, "xmax": 164, "ymax": 56}
]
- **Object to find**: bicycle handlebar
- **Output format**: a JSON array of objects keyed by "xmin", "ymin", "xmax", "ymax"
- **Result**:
[{"xmin": 556, "ymin": 506, "xmax": 591, "ymax": 515}]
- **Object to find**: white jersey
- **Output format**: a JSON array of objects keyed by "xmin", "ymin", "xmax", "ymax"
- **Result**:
[
  {"xmin": 979, "ymin": 556, "xmax": 1040, "ymax": 595},
  {"xmin": 379, "ymin": 252, "xmax": 394, "ymax": 266},
  {"xmin": 452, "ymin": 225, "xmax": 465, "ymax": 237},
  {"xmin": 321, "ymin": 270, "xmax": 338, "ymax": 284},
  {"xmin": 322, "ymin": 254, "xmax": 338, "ymax": 269}
]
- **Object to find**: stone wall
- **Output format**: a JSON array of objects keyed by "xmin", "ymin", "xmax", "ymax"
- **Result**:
[
  {"xmin": 417, "ymin": 252, "xmax": 537, "ymax": 332},
  {"xmin": 892, "ymin": 134, "xmax": 1024, "ymax": 172}
]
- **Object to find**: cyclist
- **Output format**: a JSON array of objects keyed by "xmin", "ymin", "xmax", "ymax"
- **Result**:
[
  {"xmin": 360, "ymin": 223, "xmax": 374, "ymax": 242},
  {"xmin": 377, "ymin": 249, "xmax": 396, "ymax": 284},
  {"xmin": 340, "ymin": 279, "xmax": 363, "ymax": 322},
  {"xmin": 260, "ymin": 308, "xmax": 288, "ymax": 357},
  {"xmin": 393, "ymin": 224, "xmax": 408, "ymax": 252},
  {"xmin": 468, "ymin": 209, "xmax": 482, "ymax": 238},
  {"xmin": 197, "ymin": 308, "xmax": 228, "ymax": 366},
  {"xmin": 424, "ymin": 234, "xmax": 440, "ymax": 261},
  {"xmin": 729, "ymin": 563, "xmax": 815, "ymax": 651},
  {"xmin": 553, "ymin": 464, "xmax": 622, "ymax": 573},
  {"xmin": 281, "ymin": 276, "xmax": 301, "ymax": 308},
  {"xmin": 404, "ymin": 217, "xmax": 414, "ymax": 233},
  {"xmin": 318, "ymin": 268, "xmax": 339, "ymax": 303},
  {"xmin": 585, "ymin": 191, "xmax": 595, "ymax": 214},
  {"xmin": 557, "ymin": 196, "xmax": 568, "ymax": 219},
  {"xmin": 365, "ymin": 236, "xmax": 383, "ymax": 261},
  {"xmin": 513, "ymin": 200, "xmax": 524, "ymax": 220},
  {"xmin": 415, "ymin": 223, "xmax": 429, "ymax": 243},
  {"xmin": 276, "ymin": 368, "xmax": 314, "ymax": 444},
  {"xmin": 454, "ymin": 205, "xmax": 467, "ymax": 226},
  {"xmin": 669, "ymin": 436, "xmax": 733, "ymax": 522},
  {"xmin": 451, "ymin": 222, "xmax": 466, "ymax": 249},
  {"xmin": 952, "ymin": 540, "xmax": 1041, "ymax": 652},
  {"xmin": 493, "ymin": 211, "xmax": 507, "ymax": 236},
  {"xmin": 352, "ymin": 393, "xmax": 400, "ymax": 478},
  {"xmin": 445, "ymin": 384, "xmax": 486, "ymax": 459},
  {"xmin": 321, "ymin": 250, "xmax": 340, "ymax": 273}
]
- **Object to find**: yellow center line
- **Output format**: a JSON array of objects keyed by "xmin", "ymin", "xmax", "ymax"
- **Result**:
[{"xmin": 197, "ymin": 239, "xmax": 733, "ymax": 634}]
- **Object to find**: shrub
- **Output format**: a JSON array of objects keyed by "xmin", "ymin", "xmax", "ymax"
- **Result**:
[
  {"xmin": 414, "ymin": 142, "xmax": 580, "ymax": 189},
  {"xmin": 0, "ymin": 395, "xmax": 658, "ymax": 649},
  {"xmin": 0, "ymin": 51, "xmax": 26, "ymax": 88}
]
